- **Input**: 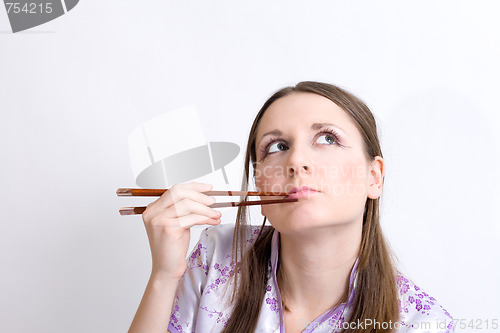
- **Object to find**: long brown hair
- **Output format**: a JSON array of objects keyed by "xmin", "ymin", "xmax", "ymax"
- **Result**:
[{"xmin": 222, "ymin": 81, "xmax": 399, "ymax": 333}]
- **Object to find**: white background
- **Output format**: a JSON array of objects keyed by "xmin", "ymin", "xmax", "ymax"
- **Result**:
[{"xmin": 1, "ymin": 1, "xmax": 499, "ymax": 332}]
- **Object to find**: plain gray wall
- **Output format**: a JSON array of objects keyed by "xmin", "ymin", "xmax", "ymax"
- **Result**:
[{"xmin": 1, "ymin": 1, "xmax": 499, "ymax": 332}]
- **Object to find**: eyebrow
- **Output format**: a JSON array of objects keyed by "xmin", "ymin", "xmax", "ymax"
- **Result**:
[{"xmin": 257, "ymin": 122, "xmax": 347, "ymax": 146}]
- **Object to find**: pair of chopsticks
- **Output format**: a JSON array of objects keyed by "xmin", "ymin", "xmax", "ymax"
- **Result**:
[{"xmin": 116, "ymin": 188, "xmax": 298, "ymax": 216}]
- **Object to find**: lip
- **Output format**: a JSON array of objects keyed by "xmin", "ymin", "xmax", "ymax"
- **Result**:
[{"xmin": 286, "ymin": 186, "xmax": 319, "ymax": 199}]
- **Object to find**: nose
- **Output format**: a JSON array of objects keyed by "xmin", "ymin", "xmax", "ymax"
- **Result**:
[{"xmin": 287, "ymin": 146, "xmax": 313, "ymax": 177}]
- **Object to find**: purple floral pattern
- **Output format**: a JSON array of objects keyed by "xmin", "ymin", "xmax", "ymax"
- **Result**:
[
  {"xmin": 246, "ymin": 227, "xmax": 262, "ymax": 243},
  {"xmin": 396, "ymin": 273, "xmax": 454, "ymax": 332},
  {"xmin": 169, "ymin": 296, "xmax": 190, "ymax": 333},
  {"xmin": 204, "ymin": 260, "xmax": 237, "ymax": 295},
  {"xmin": 187, "ymin": 239, "xmax": 208, "ymax": 275},
  {"xmin": 200, "ymin": 306, "xmax": 228, "ymax": 325}
]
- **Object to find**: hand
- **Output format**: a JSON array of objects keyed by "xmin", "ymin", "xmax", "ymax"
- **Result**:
[{"xmin": 141, "ymin": 182, "xmax": 222, "ymax": 280}]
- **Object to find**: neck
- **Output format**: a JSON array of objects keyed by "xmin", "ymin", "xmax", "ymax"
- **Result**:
[{"xmin": 276, "ymin": 221, "xmax": 362, "ymax": 317}]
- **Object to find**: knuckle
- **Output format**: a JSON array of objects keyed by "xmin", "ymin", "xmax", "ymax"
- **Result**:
[
  {"xmin": 169, "ymin": 185, "xmax": 178, "ymax": 195},
  {"xmin": 142, "ymin": 208, "xmax": 152, "ymax": 222},
  {"xmin": 142, "ymin": 201, "xmax": 158, "ymax": 221},
  {"xmin": 169, "ymin": 185, "xmax": 185, "ymax": 199}
]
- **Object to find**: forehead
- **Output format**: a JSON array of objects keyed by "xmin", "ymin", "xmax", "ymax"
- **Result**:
[{"xmin": 256, "ymin": 92, "xmax": 359, "ymax": 139}]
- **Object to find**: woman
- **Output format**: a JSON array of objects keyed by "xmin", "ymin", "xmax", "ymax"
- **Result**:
[{"xmin": 129, "ymin": 82, "xmax": 454, "ymax": 333}]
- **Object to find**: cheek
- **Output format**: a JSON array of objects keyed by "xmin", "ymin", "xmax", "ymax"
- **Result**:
[
  {"xmin": 343, "ymin": 160, "xmax": 368, "ymax": 185},
  {"xmin": 255, "ymin": 165, "xmax": 287, "ymax": 191},
  {"xmin": 319, "ymin": 158, "xmax": 369, "ymax": 196}
]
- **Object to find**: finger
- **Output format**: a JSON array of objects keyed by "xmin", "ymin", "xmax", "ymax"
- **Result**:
[
  {"xmin": 156, "ymin": 183, "xmax": 214, "ymax": 208},
  {"xmin": 168, "ymin": 198, "xmax": 221, "ymax": 219},
  {"xmin": 177, "ymin": 214, "xmax": 221, "ymax": 229},
  {"xmin": 182, "ymin": 182, "xmax": 214, "ymax": 192}
]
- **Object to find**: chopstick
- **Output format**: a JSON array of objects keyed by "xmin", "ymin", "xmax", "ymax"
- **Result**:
[
  {"xmin": 118, "ymin": 198, "xmax": 299, "ymax": 216},
  {"xmin": 116, "ymin": 188, "xmax": 289, "ymax": 197}
]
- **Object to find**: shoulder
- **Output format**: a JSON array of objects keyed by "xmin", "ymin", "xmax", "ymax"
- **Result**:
[
  {"xmin": 192, "ymin": 224, "xmax": 269, "ymax": 264},
  {"xmin": 395, "ymin": 272, "xmax": 455, "ymax": 332},
  {"xmin": 198, "ymin": 223, "xmax": 267, "ymax": 246},
  {"xmin": 201, "ymin": 223, "xmax": 271, "ymax": 244}
]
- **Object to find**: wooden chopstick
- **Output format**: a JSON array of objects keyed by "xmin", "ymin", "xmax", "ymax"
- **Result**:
[
  {"xmin": 116, "ymin": 188, "xmax": 289, "ymax": 197},
  {"xmin": 118, "ymin": 198, "xmax": 298, "ymax": 216}
]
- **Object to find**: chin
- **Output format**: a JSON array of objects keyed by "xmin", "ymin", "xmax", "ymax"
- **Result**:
[{"xmin": 269, "ymin": 209, "xmax": 328, "ymax": 230}]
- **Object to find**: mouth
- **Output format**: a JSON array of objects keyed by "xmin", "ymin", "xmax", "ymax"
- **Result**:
[{"xmin": 286, "ymin": 186, "xmax": 319, "ymax": 199}]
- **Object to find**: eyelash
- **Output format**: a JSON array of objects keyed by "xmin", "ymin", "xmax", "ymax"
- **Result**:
[{"xmin": 259, "ymin": 129, "xmax": 342, "ymax": 159}]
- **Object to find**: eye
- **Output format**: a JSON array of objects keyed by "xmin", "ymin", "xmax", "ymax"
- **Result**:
[
  {"xmin": 259, "ymin": 138, "xmax": 288, "ymax": 160},
  {"xmin": 268, "ymin": 141, "xmax": 288, "ymax": 153},
  {"xmin": 315, "ymin": 133, "xmax": 337, "ymax": 145}
]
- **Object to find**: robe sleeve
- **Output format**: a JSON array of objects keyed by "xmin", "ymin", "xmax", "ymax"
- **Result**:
[
  {"xmin": 168, "ymin": 228, "xmax": 211, "ymax": 333},
  {"xmin": 396, "ymin": 273, "xmax": 455, "ymax": 333}
]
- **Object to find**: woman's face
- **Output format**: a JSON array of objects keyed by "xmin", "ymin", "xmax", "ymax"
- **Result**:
[{"xmin": 254, "ymin": 92, "xmax": 384, "ymax": 234}]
